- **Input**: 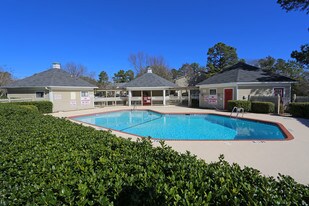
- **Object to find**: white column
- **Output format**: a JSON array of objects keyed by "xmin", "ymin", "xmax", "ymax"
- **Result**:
[
  {"xmin": 128, "ymin": 90, "xmax": 132, "ymax": 106},
  {"xmin": 179, "ymin": 90, "xmax": 182, "ymax": 104},
  {"xmin": 163, "ymin": 90, "xmax": 166, "ymax": 106},
  {"xmin": 150, "ymin": 90, "xmax": 153, "ymax": 106},
  {"xmin": 188, "ymin": 89, "xmax": 191, "ymax": 107}
]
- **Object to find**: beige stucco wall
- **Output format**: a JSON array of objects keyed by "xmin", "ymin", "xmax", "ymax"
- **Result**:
[
  {"xmin": 51, "ymin": 90, "xmax": 95, "ymax": 112},
  {"xmin": 238, "ymin": 84, "xmax": 291, "ymax": 102},
  {"xmin": 199, "ymin": 83, "xmax": 292, "ymax": 110},
  {"xmin": 6, "ymin": 88, "xmax": 95, "ymax": 112},
  {"xmin": 199, "ymin": 87, "xmax": 236, "ymax": 109},
  {"xmin": 7, "ymin": 88, "xmax": 49, "ymax": 100}
]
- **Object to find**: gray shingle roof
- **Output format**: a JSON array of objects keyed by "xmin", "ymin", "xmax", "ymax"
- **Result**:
[
  {"xmin": 123, "ymin": 72, "xmax": 177, "ymax": 88},
  {"xmin": 197, "ymin": 62, "xmax": 295, "ymax": 85},
  {"xmin": 3, "ymin": 68, "xmax": 97, "ymax": 88}
]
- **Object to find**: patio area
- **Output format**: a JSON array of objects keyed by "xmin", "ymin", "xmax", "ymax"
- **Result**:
[{"xmin": 52, "ymin": 105, "xmax": 309, "ymax": 185}]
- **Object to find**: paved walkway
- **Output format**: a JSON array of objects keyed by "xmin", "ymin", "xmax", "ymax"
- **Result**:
[{"xmin": 52, "ymin": 106, "xmax": 309, "ymax": 185}]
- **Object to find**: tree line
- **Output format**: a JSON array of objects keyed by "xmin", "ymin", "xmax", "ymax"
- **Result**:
[{"xmin": 1, "ymin": 0, "xmax": 308, "ymax": 95}]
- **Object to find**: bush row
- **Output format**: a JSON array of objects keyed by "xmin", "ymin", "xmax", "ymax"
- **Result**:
[
  {"xmin": 0, "ymin": 104, "xmax": 308, "ymax": 205},
  {"xmin": 289, "ymin": 102, "xmax": 309, "ymax": 118},
  {"xmin": 227, "ymin": 100, "xmax": 275, "ymax": 113},
  {"xmin": 227, "ymin": 100, "xmax": 251, "ymax": 112},
  {"xmin": 9, "ymin": 101, "xmax": 53, "ymax": 113},
  {"xmin": 251, "ymin": 101, "xmax": 275, "ymax": 113}
]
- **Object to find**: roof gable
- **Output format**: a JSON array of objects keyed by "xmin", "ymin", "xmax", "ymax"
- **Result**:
[
  {"xmin": 4, "ymin": 68, "xmax": 97, "ymax": 88},
  {"xmin": 123, "ymin": 72, "xmax": 177, "ymax": 88},
  {"xmin": 197, "ymin": 62, "xmax": 295, "ymax": 85}
]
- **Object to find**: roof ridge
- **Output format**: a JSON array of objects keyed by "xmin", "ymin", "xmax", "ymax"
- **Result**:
[{"xmin": 236, "ymin": 67, "xmax": 241, "ymax": 82}]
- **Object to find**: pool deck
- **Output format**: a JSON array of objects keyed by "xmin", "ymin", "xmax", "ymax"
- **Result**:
[{"xmin": 52, "ymin": 106, "xmax": 309, "ymax": 185}]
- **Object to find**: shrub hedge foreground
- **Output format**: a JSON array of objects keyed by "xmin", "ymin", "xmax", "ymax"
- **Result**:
[
  {"xmin": 9, "ymin": 101, "xmax": 53, "ymax": 113},
  {"xmin": 0, "ymin": 104, "xmax": 308, "ymax": 205},
  {"xmin": 289, "ymin": 102, "xmax": 309, "ymax": 118}
]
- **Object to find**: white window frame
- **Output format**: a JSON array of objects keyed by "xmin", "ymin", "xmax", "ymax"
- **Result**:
[
  {"xmin": 36, "ymin": 91, "xmax": 44, "ymax": 98},
  {"xmin": 81, "ymin": 91, "xmax": 89, "ymax": 98},
  {"xmin": 209, "ymin": 88, "xmax": 217, "ymax": 95},
  {"xmin": 273, "ymin": 87, "xmax": 285, "ymax": 97}
]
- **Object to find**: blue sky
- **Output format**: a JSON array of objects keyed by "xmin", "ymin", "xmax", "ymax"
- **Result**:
[{"xmin": 0, "ymin": 0, "xmax": 308, "ymax": 80}]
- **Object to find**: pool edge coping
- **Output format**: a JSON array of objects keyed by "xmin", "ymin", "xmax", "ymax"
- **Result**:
[{"xmin": 68, "ymin": 109, "xmax": 294, "ymax": 141}]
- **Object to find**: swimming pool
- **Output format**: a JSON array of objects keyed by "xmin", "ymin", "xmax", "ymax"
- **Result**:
[{"xmin": 72, "ymin": 110, "xmax": 288, "ymax": 140}]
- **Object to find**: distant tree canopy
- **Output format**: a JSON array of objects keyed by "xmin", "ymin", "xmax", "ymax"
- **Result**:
[
  {"xmin": 256, "ymin": 56, "xmax": 276, "ymax": 72},
  {"xmin": 277, "ymin": 0, "xmax": 309, "ymax": 14},
  {"xmin": 63, "ymin": 62, "xmax": 87, "ymax": 78},
  {"xmin": 256, "ymin": 56, "xmax": 304, "ymax": 77},
  {"xmin": 128, "ymin": 52, "xmax": 172, "ymax": 80},
  {"xmin": 0, "ymin": 69, "xmax": 13, "ymax": 87},
  {"xmin": 277, "ymin": 0, "xmax": 308, "ymax": 71},
  {"xmin": 291, "ymin": 44, "xmax": 309, "ymax": 69},
  {"xmin": 256, "ymin": 56, "xmax": 308, "ymax": 95},
  {"xmin": 98, "ymin": 71, "xmax": 109, "ymax": 88},
  {"xmin": 206, "ymin": 42, "xmax": 239, "ymax": 74},
  {"xmin": 63, "ymin": 62, "xmax": 98, "ymax": 86},
  {"xmin": 112, "ymin": 69, "xmax": 134, "ymax": 83},
  {"xmin": 79, "ymin": 76, "xmax": 98, "ymax": 86},
  {"xmin": 178, "ymin": 63, "xmax": 207, "ymax": 86},
  {"xmin": 0, "ymin": 67, "xmax": 14, "ymax": 97}
]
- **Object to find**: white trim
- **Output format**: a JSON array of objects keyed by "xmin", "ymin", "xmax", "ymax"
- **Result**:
[
  {"xmin": 163, "ymin": 90, "xmax": 166, "ymax": 106},
  {"xmin": 198, "ymin": 82, "xmax": 237, "ymax": 88},
  {"xmin": 49, "ymin": 91, "xmax": 53, "ymax": 102},
  {"xmin": 198, "ymin": 81, "xmax": 294, "ymax": 88},
  {"xmin": 223, "ymin": 88, "xmax": 234, "ymax": 110},
  {"xmin": 126, "ymin": 87, "xmax": 173, "ymax": 91},
  {"xmin": 273, "ymin": 87, "xmax": 285, "ymax": 97},
  {"xmin": 4, "ymin": 86, "xmax": 97, "ymax": 89},
  {"xmin": 237, "ymin": 81, "xmax": 294, "ymax": 85},
  {"xmin": 236, "ymin": 84, "xmax": 239, "ymax": 100}
]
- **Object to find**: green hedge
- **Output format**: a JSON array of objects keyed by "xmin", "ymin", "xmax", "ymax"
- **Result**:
[
  {"xmin": 19, "ymin": 105, "xmax": 39, "ymax": 112},
  {"xmin": 251, "ymin": 101, "xmax": 275, "ymax": 113},
  {"xmin": 0, "ymin": 104, "xmax": 308, "ymax": 205},
  {"xmin": 227, "ymin": 100, "xmax": 251, "ymax": 112},
  {"xmin": 289, "ymin": 102, "xmax": 309, "ymax": 118},
  {"xmin": 10, "ymin": 101, "xmax": 53, "ymax": 113}
]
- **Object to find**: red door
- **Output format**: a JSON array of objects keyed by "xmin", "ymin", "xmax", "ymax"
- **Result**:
[
  {"xmin": 142, "ymin": 91, "xmax": 151, "ymax": 106},
  {"xmin": 224, "ymin": 89, "xmax": 233, "ymax": 110}
]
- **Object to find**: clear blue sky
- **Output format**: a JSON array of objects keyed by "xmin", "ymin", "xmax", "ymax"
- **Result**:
[{"xmin": 0, "ymin": 0, "xmax": 308, "ymax": 80}]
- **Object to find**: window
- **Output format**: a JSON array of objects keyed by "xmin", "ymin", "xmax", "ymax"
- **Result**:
[
  {"xmin": 274, "ymin": 88, "xmax": 284, "ymax": 97},
  {"xmin": 81, "ymin": 91, "xmax": 89, "ymax": 97},
  {"xmin": 36, "ymin": 92, "xmax": 44, "ymax": 98},
  {"xmin": 209, "ymin": 89, "xmax": 217, "ymax": 95}
]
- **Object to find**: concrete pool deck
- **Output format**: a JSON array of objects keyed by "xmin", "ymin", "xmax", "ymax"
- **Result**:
[{"xmin": 52, "ymin": 106, "xmax": 309, "ymax": 185}]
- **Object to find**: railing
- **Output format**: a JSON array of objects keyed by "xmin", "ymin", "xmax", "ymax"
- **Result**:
[
  {"xmin": 0, "ymin": 98, "xmax": 33, "ymax": 103},
  {"xmin": 230, "ymin": 107, "xmax": 244, "ymax": 118},
  {"xmin": 94, "ymin": 97, "xmax": 128, "ymax": 102}
]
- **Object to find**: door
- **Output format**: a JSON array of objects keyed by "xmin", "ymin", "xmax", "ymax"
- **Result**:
[
  {"xmin": 142, "ymin": 91, "xmax": 151, "ymax": 106},
  {"xmin": 224, "ymin": 89, "xmax": 233, "ymax": 110},
  {"xmin": 274, "ymin": 88, "xmax": 284, "ymax": 103}
]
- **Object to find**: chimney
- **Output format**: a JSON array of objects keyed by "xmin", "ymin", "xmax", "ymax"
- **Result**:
[
  {"xmin": 147, "ymin": 67, "xmax": 153, "ymax": 73},
  {"xmin": 52, "ymin": 62, "xmax": 61, "ymax": 69}
]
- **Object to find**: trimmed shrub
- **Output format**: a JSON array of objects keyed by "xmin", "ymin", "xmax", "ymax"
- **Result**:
[
  {"xmin": 227, "ymin": 100, "xmax": 251, "ymax": 112},
  {"xmin": 289, "ymin": 102, "xmax": 309, "ymax": 118},
  {"xmin": 0, "ymin": 104, "xmax": 308, "ymax": 205},
  {"xmin": 10, "ymin": 101, "xmax": 53, "ymax": 113},
  {"xmin": 19, "ymin": 105, "xmax": 39, "ymax": 112},
  {"xmin": 251, "ymin": 101, "xmax": 275, "ymax": 113}
]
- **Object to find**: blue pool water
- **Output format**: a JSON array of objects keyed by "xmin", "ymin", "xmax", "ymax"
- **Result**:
[{"xmin": 73, "ymin": 110, "xmax": 286, "ymax": 140}]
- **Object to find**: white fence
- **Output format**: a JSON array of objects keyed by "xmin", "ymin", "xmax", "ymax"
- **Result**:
[
  {"xmin": 294, "ymin": 96, "xmax": 309, "ymax": 102},
  {"xmin": 0, "ymin": 98, "xmax": 33, "ymax": 103}
]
